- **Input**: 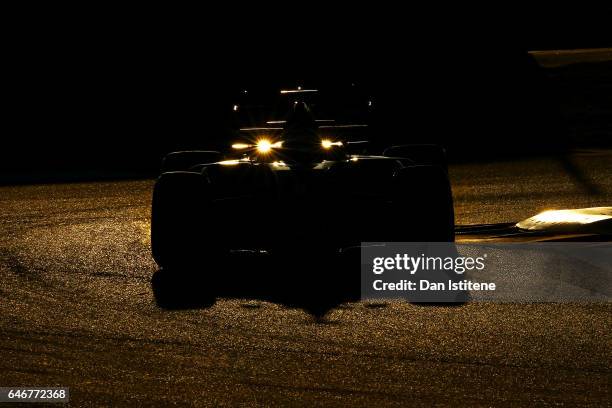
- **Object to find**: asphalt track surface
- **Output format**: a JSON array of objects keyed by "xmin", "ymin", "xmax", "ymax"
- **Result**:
[{"xmin": 0, "ymin": 151, "xmax": 611, "ymax": 406}]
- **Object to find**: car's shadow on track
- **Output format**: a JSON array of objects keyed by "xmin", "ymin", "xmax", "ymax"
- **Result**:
[
  {"xmin": 150, "ymin": 253, "xmax": 361, "ymax": 317},
  {"xmin": 151, "ymin": 252, "xmax": 469, "ymax": 317}
]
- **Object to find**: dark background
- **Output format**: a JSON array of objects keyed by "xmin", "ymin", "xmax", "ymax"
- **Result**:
[{"xmin": 3, "ymin": 5, "xmax": 611, "ymax": 182}]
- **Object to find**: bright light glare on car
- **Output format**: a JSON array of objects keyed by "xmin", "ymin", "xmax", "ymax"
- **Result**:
[
  {"xmin": 218, "ymin": 157, "xmax": 251, "ymax": 166},
  {"xmin": 232, "ymin": 143, "xmax": 251, "ymax": 150},
  {"xmin": 255, "ymin": 139, "xmax": 282, "ymax": 154},
  {"xmin": 321, "ymin": 139, "xmax": 343, "ymax": 149},
  {"xmin": 218, "ymin": 159, "xmax": 241, "ymax": 166},
  {"xmin": 257, "ymin": 139, "xmax": 273, "ymax": 153}
]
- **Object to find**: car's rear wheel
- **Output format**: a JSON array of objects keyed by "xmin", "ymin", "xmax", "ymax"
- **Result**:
[
  {"xmin": 151, "ymin": 171, "xmax": 224, "ymax": 303},
  {"xmin": 390, "ymin": 164, "xmax": 455, "ymax": 242},
  {"xmin": 391, "ymin": 165, "xmax": 463, "ymax": 303}
]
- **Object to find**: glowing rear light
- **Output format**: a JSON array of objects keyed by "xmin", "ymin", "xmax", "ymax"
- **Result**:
[
  {"xmin": 232, "ymin": 143, "xmax": 251, "ymax": 150},
  {"xmin": 321, "ymin": 139, "xmax": 343, "ymax": 149}
]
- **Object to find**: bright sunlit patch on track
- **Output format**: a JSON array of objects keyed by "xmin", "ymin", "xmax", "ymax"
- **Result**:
[
  {"xmin": 531, "ymin": 209, "xmax": 611, "ymax": 224},
  {"xmin": 517, "ymin": 207, "xmax": 612, "ymax": 232}
]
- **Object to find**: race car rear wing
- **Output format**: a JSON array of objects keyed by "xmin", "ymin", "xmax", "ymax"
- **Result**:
[{"xmin": 239, "ymin": 124, "xmax": 368, "ymax": 132}]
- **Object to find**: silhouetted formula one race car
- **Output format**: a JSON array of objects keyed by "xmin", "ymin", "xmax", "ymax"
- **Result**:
[{"xmin": 150, "ymin": 87, "xmax": 454, "ymax": 306}]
